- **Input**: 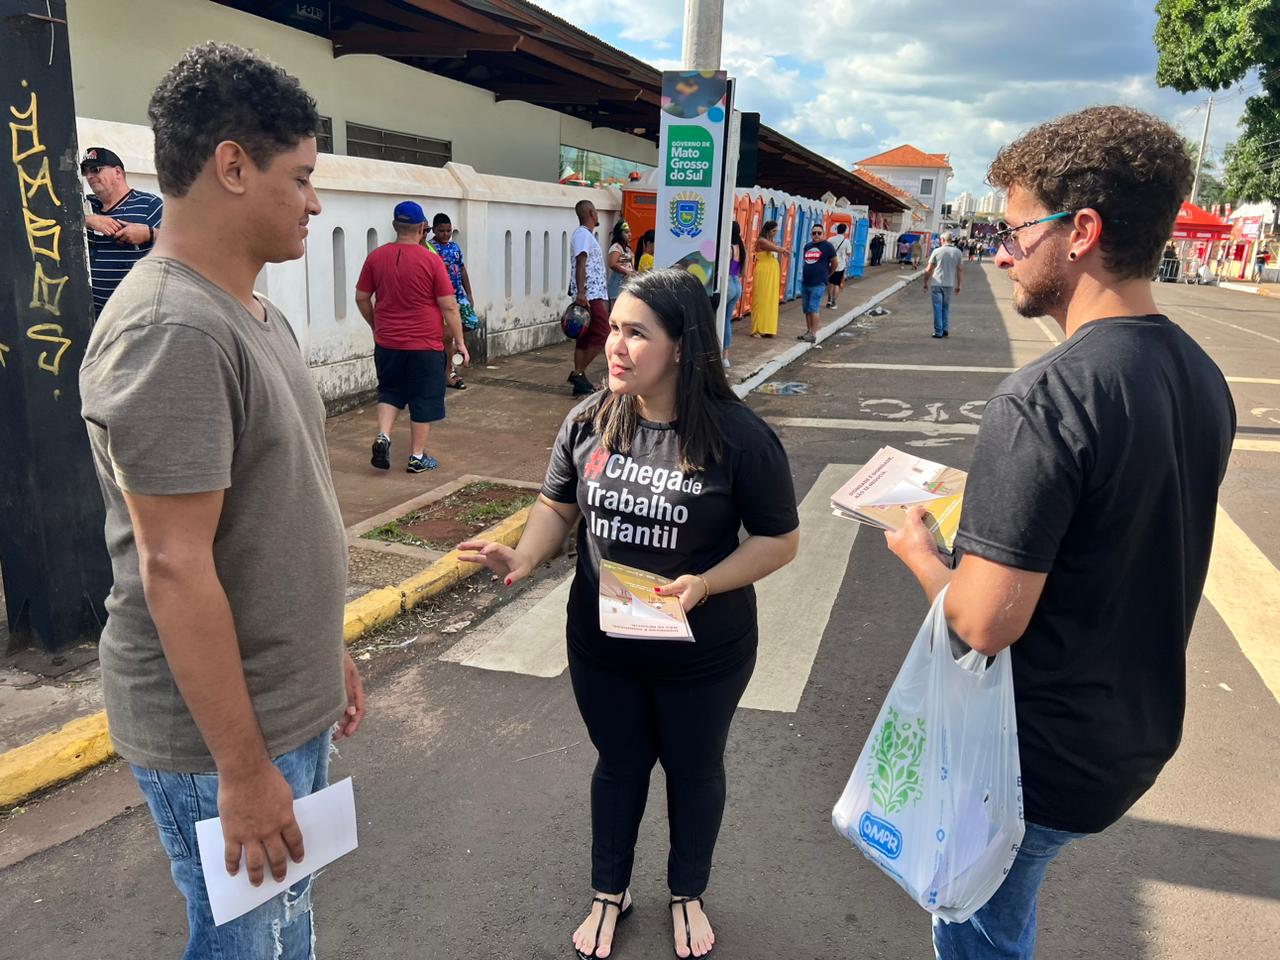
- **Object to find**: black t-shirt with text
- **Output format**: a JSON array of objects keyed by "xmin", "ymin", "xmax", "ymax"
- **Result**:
[
  {"xmin": 543, "ymin": 399, "xmax": 799, "ymax": 680},
  {"xmin": 956, "ymin": 315, "xmax": 1235, "ymax": 834},
  {"xmin": 801, "ymin": 240, "xmax": 836, "ymax": 287}
]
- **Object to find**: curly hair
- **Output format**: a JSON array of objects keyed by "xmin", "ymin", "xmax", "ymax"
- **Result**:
[
  {"xmin": 987, "ymin": 106, "xmax": 1192, "ymax": 280},
  {"xmin": 147, "ymin": 42, "xmax": 320, "ymax": 197}
]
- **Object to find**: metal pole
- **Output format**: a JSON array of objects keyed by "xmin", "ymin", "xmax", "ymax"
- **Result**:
[
  {"xmin": 682, "ymin": 0, "xmax": 724, "ymax": 71},
  {"xmin": 1190, "ymin": 94, "xmax": 1213, "ymax": 206}
]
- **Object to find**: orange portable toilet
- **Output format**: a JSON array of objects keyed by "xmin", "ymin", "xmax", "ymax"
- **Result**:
[{"xmin": 621, "ymin": 188, "xmax": 657, "ymax": 263}]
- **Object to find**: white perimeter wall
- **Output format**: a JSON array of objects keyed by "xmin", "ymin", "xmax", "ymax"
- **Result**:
[{"xmin": 79, "ymin": 117, "xmax": 622, "ymax": 407}]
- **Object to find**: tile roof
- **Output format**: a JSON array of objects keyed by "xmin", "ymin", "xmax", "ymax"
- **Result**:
[
  {"xmin": 855, "ymin": 144, "xmax": 951, "ymax": 169},
  {"xmin": 850, "ymin": 168, "xmax": 921, "ymax": 206}
]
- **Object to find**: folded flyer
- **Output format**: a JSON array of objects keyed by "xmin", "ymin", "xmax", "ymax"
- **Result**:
[
  {"xmin": 598, "ymin": 560, "xmax": 694, "ymax": 641},
  {"xmin": 830, "ymin": 446, "xmax": 966, "ymax": 553}
]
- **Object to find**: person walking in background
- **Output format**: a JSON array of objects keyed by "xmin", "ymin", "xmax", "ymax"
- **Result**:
[
  {"xmin": 886, "ymin": 105, "xmax": 1234, "ymax": 960},
  {"xmin": 607, "ymin": 220, "xmax": 636, "ymax": 310},
  {"xmin": 922, "ymin": 233, "xmax": 963, "ymax": 338},
  {"xmin": 910, "ymin": 236, "xmax": 923, "ymax": 271},
  {"xmin": 80, "ymin": 146, "xmax": 163, "ymax": 313},
  {"xmin": 637, "ymin": 229, "xmax": 656, "ymax": 273},
  {"xmin": 869, "ymin": 232, "xmax": 885, "ymax": 267},
  {"xmin": 568, "ymin": 199, "xmax": 611, "ymax": 396},
  {"xmin": 429, "ymin": 212, "xmax": 477, "ymax": 390},
  {"xmin": 799, "ymin": 223, "xmax": 836, "ymax": 342},
  {"xmin": 825, "ymin": 222, "xmax": 850, "ymax": 309},
  {"xmin": 79, "ymin": 43, "xmax": 365, "ymax": 959},
  {"xmin": 722, "ymin": 220, "xmax": 745, "ymax": 368},
  {"xmin": 749, "ymin": 219, "xmax": 787, "ymax": 338},
  {"xmin": 356, "ymin": 200, "xmax": 469, "ymax": 473},
  {"xmin": 459, "ymin": 270, "xmax": 799, "ymax": 960},
  {"xmin": 897, "ymin": 236, "xmax": 912, "ymax": 266}
]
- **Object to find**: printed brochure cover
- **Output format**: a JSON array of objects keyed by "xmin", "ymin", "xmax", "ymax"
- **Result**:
[
  {"xmin": 831, "ymin": 446, "xmax": 967, "ymax": 553},
  {"xmin": 598, "ymin": 560, "xmax": 694, "ymax": 641}
]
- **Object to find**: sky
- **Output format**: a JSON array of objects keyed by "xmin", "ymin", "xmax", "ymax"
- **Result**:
[{"xmin": 532, "ymin": 0, "xmax": 1256, "ymax": 201}]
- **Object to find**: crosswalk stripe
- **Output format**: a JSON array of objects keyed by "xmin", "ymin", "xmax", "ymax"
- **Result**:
[
  {"xmin": 741, "ymin": 464, "xmax": 861, "ymax": 712},
  {"xmin": 441, "ymin": 467, "xmax": 863, "ymax": 716},
  {"xmin": 440, "ymin": 573, "xmax": 570, "ymax": 677},
  {"xmin": 769, "ymin": 416, "xmax": 980, "ymax": 436},
  {"xmin": 1203, "ymin": 505, "xmax": 1280, "ymax": 704}
]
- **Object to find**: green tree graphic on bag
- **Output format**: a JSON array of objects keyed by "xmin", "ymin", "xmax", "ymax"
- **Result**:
[{"xmin": 869, "ymin": 707, "xmax": 927, "ymax": 813}]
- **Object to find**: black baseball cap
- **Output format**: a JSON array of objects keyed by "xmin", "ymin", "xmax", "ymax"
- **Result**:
[{"xmin": 80, "ymin": 147, "xmax": 124, "ymax": 172}]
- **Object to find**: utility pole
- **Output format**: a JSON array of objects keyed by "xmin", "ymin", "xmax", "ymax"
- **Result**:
[
  {"xmin": 682, "ymin": 0, "xmax": 723, "ymax": 71},
  {"xmin": 1190, "ymin": 94, "xmax": 1213, "ymax": 206},
  {"xmin": 0, "ymin": 0, "xmax": 110, "ymax": 668}
]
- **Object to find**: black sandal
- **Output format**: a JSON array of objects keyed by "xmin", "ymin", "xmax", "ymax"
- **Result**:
[
  {"xmin": 670, "ymin": 896, "xmax": 711, "ymax": 958},
  {"xmin": 574, "ymin": 891, "xmax": 632, "ymax": 960},
  {"xmin": 446, "ymin": 377, "xmax": 466, "ymax": 389}
]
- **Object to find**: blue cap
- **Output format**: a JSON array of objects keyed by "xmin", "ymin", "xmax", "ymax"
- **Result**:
[{"xmin": 393, "ymin": 200, "xmax": 426, "ymax": 224}]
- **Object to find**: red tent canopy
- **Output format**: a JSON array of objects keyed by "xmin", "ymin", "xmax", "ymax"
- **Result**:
[{"xmin": 1171, "ymin": 202, "xmax": 1231, "ymax": 240}]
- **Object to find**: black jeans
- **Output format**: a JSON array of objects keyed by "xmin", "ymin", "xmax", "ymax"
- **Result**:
[{"xmin": 568, "ymin": 646, "xmax": 756, "ymax": 897}]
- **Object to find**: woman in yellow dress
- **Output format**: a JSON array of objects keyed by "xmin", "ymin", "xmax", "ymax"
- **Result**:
[{"xmin": 750, "ymin": 220, "xmax": 788, "ymax": 338}]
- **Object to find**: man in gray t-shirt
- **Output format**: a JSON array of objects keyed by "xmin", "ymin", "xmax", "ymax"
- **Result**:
[
  {"xmin": 79, "ymin": 43, "xmax": 364, "ymax": 956},
  {"xmin": 923, "ymin": 234, "xmax": 964, "ymax": 337}
]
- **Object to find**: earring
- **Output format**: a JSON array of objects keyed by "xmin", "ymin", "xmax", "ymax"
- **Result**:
[{"xmin": 1068, "ymin": 252, "xmax": 1078, "ymax": 261}]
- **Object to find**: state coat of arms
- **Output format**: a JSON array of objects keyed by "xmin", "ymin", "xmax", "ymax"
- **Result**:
[{"xmin": 668, "ymin": 193, "xmax": 706, "ymax": 239}]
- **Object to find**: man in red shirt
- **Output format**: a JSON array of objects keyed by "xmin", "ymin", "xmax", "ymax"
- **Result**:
[{"xmin": 356, "ymin": 201, "xmax": 469, "ymax": 472}]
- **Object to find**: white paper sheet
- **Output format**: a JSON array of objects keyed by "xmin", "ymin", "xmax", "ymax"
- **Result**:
[{"xmin": 194, "ymin": 777, "xmax": 358, "ymax": 926}]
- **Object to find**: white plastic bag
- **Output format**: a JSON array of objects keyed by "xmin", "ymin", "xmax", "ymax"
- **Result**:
[{"xmin": 832, "ymin": 586, "xmax": 1024, "ymax": 922}]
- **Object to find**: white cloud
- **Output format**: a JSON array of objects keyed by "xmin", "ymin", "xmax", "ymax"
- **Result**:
[{"xmin": 531, "ymin": 0, "xmax": 1249, "ymax": 197}]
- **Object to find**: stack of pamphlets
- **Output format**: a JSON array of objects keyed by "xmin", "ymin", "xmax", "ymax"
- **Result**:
[
  {"xmin": 598, "ymin": 560, "xmax": 695, "ymax": 641},
  {"xmin": 831, "ymin": 446, "xmax": 967, "ymax": 553}
]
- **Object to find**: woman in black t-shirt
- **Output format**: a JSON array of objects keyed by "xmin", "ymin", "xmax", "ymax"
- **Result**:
[{"xmin": 460, "ymin": 270, "xmax": 799, "ymax": 959}]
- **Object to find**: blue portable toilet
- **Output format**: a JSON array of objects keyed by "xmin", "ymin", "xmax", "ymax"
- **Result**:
[
  {"xmin": 848, "ymin": 218, "xmax": 870, "ymax": 278},
  {"xmin": 787, "ymin": 203, "xmax": 807, "ymax": 300}
]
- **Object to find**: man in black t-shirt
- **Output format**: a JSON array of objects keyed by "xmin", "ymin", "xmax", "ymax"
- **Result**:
[{"xmin": 885, "ymin": 106, "xmax": 1235, "ymax": 960}]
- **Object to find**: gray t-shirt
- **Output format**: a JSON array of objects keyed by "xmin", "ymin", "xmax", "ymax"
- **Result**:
[
  {"xmin": 80, "ymin": 257, "xmax": 347, "ymax": 772},
  {"xmin": 927, "ymin": 244, "xmax": 963, "ymax": 287}
]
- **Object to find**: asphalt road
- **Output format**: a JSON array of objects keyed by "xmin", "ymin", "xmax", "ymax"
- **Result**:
[{"xmin": 2, "ymin": 265, "xmax": 1277, "ymax": 959}]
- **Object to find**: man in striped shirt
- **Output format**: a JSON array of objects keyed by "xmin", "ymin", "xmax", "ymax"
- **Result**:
[{"xmin": 81, "ymin": 147, "xmax": 164, "ymax": 312}]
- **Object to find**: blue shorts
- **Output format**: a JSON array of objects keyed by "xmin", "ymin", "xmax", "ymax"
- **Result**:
[
  {"xmin": 802, "ymin": 284, "xmax": 825, "ymax": 314},
  {"xmin": 374, "ymin": 345, "xmax": 447, "ymax": 423}
]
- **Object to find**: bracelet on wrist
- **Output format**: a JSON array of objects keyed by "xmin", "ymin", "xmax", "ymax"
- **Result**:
[{"xmin": 695, "ymin": 573, "xmax": 711, "ymax": 607}]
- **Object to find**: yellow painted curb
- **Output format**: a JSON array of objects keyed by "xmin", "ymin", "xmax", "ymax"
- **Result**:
[
  {"xmin": 0, "ymin": 713, "xmax": 113, "ymax": 808},
  {"xmin": 0, "ymin": 505, "xmax": 532, "ymax": 809},
  {"xmin": 399, "ymin": 507, "xmax": 530, "ymax": 611}
]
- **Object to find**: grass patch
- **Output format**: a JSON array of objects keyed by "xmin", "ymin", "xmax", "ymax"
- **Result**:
[{"xmin": 361, "ymin": 482, "xmax": 537, "ymax": 552}]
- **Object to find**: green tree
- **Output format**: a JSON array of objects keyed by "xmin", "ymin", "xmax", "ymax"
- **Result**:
[
  {"xmin": 1156, "ymin": 0, "xmax": 1280, "ymax": 220},
  {"xmin": 1154, "ymin": 0, "xmax": 1280, "ymax": 94},
  {"xmin": 1223, "ymin": 98, "xmax": 1280, "ymax": 228}
]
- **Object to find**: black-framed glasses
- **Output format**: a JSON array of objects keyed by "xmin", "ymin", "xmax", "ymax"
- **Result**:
[{"xmin": 993, "ymin": 212, "xmax": 1072, "ymax": 255}]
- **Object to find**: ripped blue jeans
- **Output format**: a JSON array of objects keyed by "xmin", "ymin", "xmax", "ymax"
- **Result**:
[{"xmin": 131, "ymin": 731, "xmax": 331, "ymax": 960}]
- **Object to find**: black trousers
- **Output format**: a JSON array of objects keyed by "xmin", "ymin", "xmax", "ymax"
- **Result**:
[{"xmin": 567, "ymin": 645, "xmax": 756, "ymax": 897}]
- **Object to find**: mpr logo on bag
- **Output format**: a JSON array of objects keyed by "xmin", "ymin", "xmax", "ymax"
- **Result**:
[{"xmin": 858, "ymin": 811, "xmax": 904, "ymax": 860}]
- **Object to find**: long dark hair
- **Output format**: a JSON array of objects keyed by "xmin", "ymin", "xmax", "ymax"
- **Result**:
[
  {"xmin": 760, "ymin": 219, "xmax": 778, "ymax": 239},
  {"xmin": 730, "ymin": 220, "xmax": 745, "ymax": 263},
  {"xmin": 579, "ymin": 269, "xmax": 741, "ymax": 472},
  {"xmin": 610, "ymin": 219, "xmax": 630, "ymax": 249}
]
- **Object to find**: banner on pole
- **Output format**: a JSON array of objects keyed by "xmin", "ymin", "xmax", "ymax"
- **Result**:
[{"xmin": 656, "ymin": 71, "xmax": 730, "ymax": 292}]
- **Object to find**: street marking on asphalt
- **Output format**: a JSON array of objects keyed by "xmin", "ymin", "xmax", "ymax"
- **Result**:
[
  {"xmin": 741, "ymin": 463, "xmax": 862, "ymax": 713},
  {"xmin": 769, "ymin": 416, "xmax": 980, "ymax": 436},
  {"xmin": 1203, "ymin": 506, "xmax": 1280, "ymax": 704},
  {"xmin": 814, "ymin": 362, "xmax": 1019, "ymax": 374},
  {"xmin": 1033, "ymin": 316, "xmax": 1062, "ymax": 345},
  {"xmin": 813, "ymin": 362, "xmax": 1278, "ymax": 386},
  {"xmin": 1175, "ymin": 305, "xmax": 1280, "ymax": 345},
  {"xmin": 1233, "ymin": 438, "xmax": 1280, "ymax": 454},
  {"xmin": 439, "ymin": 467, "xmax": 862, "ymax": 715},
  {"xmin": 440, "ymin": 575, "xmax": 570, "ymax": 677}
]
